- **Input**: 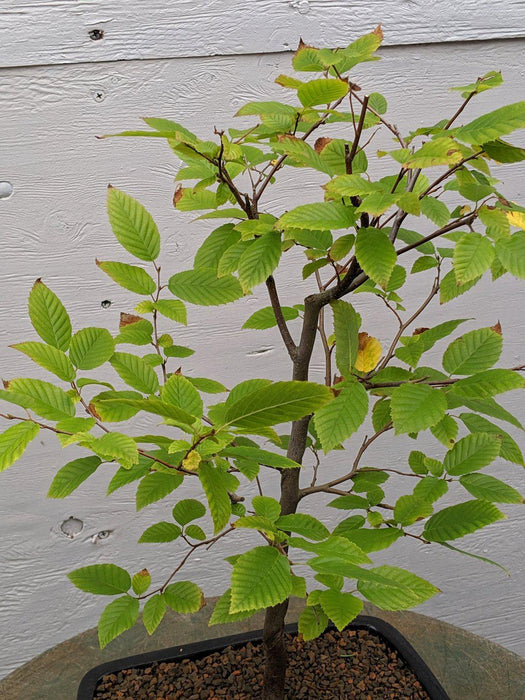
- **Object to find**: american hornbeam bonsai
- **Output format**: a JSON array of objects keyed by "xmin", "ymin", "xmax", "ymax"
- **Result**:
[{"xmin": 2, "ymin": 27, "xmax": 525, "ymax": 699}]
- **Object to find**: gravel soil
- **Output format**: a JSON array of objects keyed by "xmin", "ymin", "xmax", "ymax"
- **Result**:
[{"xmin": 94, "ymin": 627, "xmax": 431, "ymax": 699}]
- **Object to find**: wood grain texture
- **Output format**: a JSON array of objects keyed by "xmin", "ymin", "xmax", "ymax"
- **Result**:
[
  {"xmin": 2, "ymin": 0, "xmax": 525, "ymax": 68},
  {"xmin": 0, "ymin": 40, "xmax": 524, "ymax": 678}
]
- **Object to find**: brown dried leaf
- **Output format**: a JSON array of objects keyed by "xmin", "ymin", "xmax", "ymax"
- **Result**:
[
  {"xmin": 173, "ymin": 183, "xmax": 183, "ymax": 208},
  {"xmin": 88, "ymin": 403, "xmax": 102, "ymax": 420},
  {"xmin": 490, "ymin": 321, "xmax": 502, "ymax": 335},
  {"xmin": 314, "ymin": 137, "xmax": 333, "ymax": 154},
  {"xmin": 120, "ymin": 312, "xmax": 142, "ymax": 328},
  {"xmin": 413, "ymin": 327, "xmax": 429, "ymax": 336},
  {"xmin": 373, "ymin": 24, "xmax": 384, "ymax": 42}
]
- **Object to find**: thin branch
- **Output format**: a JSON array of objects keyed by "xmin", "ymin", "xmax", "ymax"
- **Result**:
[
  {"xmin": 266, "ymin": 275, "xmax": 298, "ymax": 361},
  {"xmin": 151, "ymin": 262, "xmax": 168, "ymax": 383},
  {"xmin": 444, "ymin": 92, "xmax": 476, "ymax": 130},
  {"xmin": 315, "ymin": 269, "xmax": 332, "ymax": 386},
  {"xmin": 345, "ymin": 95, "xmax": 369, "ymax": 174},
  {"xmin": 396, "ymin": 212, "xmax": 478, "ymax": 256}
]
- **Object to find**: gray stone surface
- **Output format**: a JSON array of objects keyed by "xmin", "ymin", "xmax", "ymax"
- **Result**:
[{"xmin": 2, "ymin": 601, "xmax": 524, "ymax": 700}]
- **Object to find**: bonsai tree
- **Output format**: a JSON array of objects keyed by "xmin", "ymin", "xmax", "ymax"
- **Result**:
[{"xmin": 2, "ymin": 26, "xmax": 525, "ymax": 700}]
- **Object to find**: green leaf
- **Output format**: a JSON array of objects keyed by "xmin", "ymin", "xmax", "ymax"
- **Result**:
[
  {"xmin": 10, "ymin": 342, "xmax": 75, "ymax": 382},
  {"xmin": 454, "ymin": 101, "xmax": 525, "ymax": 144},
  {"xmin": 331, "ymin": 300, "xmax": 361, "ymax": 376},
  {"xmin": 483, "ymin": 139, "xmax": 525, "ymax": 163},
  {"xmin": 328, "ymin": 494, "xmax": 369, "ymax": 510},
  {"xmin": 242, "ymin": 306, "xmax": 299, "ymax": 330},
  {"xmin": 413, "ymin": 476, "xmax": 448, "ymax": 503},
  {"xmin": 223, "ymin": 381, "xmax": 332, "ymax": 430},
  {"xmin": 394, "ymin": 495, "xmax": 433, "ymax": 526},
  {"xmin": 358, "ymin": 566, "xmax": 439, "ymax": 610},
  {"xmin": 92, "ymin": 432, "xmax": 139, "ymax": 469},
  {"xmin": 173, "ymin": 187, "xmax": 217, "ymax": 211},
  {"xmin": 355, "ymin": 228, "xmax": 397, "ymax": 289},
  {"xmin": 390, "ymin": 384, "xmax": 447, "ymax": 435},
  {"xmin": 340, "ymin": 527, "xmax": 402, "ymax": 553},
  {"xmin": 138, "ymin": 521, "xmax": 182, "ymax": 543},
  {"xmin": 444, "ymin": 432, "xmax": 501, "ymax": 476},
  {"xmin": 411, "ymin": 256, "xmax": 439, "ymax": 274},
  {"xmin": 276, "ymin": 513, "xmax": 330, "ymax": 541},
  {"xmin": 107, "ymin": 459, "xmax": 149, "ymax": 494},
  {"xmin": 161, "ymin": 374, "xmax": 202, "ymax": 417},
  {"xmin": 136, "ymin": 471, "xmax": 183, "ymax": 510},
  {"xmin": 252, "ymin": 495, "xmax": 281, "ymax": 521},
  {"xmin": 110, "ymin": 352, "xmax": 159, "ymax": 394},
  {"xmin": 221, "ymin": 446, "xmax": 299, "ymax": 469},
  {"xmin": 131, "ymin": 569, "xmax": 151, "ymax": 595},
  {"xmin": 443, "ymin": 327, "xmax": 503, "ymax": 375},
  {"xmin": 495, "ymin": 231, "xmax": 525, "ymax": 279},
  {"xmin": 28, "ymin": 280, "xmax": 72, "ymax": 351},
  {"xmin": 459, "ymin": 413, "xmax": 523, "ymax": 465},
  {"xmin": 453, "ymin": 233, "xmax": 494, "ymax": 284},
  {"xmin": 451, "ymin": 369, "xmax": 524, "ymax": 399},
  {"xmin": 163, "ymin": 581, "xmax": 204, "ymax": 613},
  {"xmin": 423, "ymin": 500, "xmax": 505, "ymax": 541},
  {"xmin": 116, "ymin": 318, "xmax": 153, "ymax": 346},
  {"xmin": 298, "ymin": 605, "xmax": 329, "ymax": 641},
  {"xmin": 168, "ymin": 268, "xmax": 244, "ymax": 306},
  {"xmin": 297, "ymin": 78, "xmax": 348, "ymax": 107},
  {"xmin": 194, "ymin": 225, "xmax": 241, "ymax": 270},
  {"xmin": 234, "ymin": 515, "xmax": 278, "ymax": 536},
  {"xmin": 98, "ymin": 596, "xmax": 139, "ymax": 649},
  {"xmin": 236, "ymin": 100, "xmax": 297, "ymax": 117},
  {"xmin": 6, "ymin": 378, "xmax": 75, "ymax": 421},
  {"xmin": 185, "ymin": 524, "xmax": 206, "ymax": 540},
  {"xmin": 68, "ymin": 563, "xmax": 131, "ymax": 595},
  {"xmin": 186, "ymin": 377, "xmax": 227, "ymax": 394},
  {"xmin": 70, "ymin": 328, "xmax": 115, "ymax": 370},
  {"xmin": 47, "ymin": 456, "xmax": 101, "ymax": 498},
  {"xmin": 440, "ymin": 269, "xmax": 481, "ymax": 303},
  {"xmin": 454, "ymin": 396, "xmax": 523, "ymax": 430},
  {"xmin": 430, "ymin": 415, "xmax": 458, "ymax": 448},
  {"xmin": 199, "ymin": 462, "xmax": 237, "ymax": 533},
  {"xmin": 279, "ymin": 202, "xmax": 355, "ymax": 231},
  {"xmin": 172, "ymin": 499, "xmax": 206, "ymax": 526},
  {"xmin": 420, "ymin": 197, "xmax": 450, "ymax": 227},
  {"xmin": 238, "ymin": 231, "xmax": 282, "ymax": 290},
  {"xmin": 209, "ymin": 588, "xmax": 255, "ymax": 625},
  {"xmin": 0, "ymin": 421, "xmax": 40, "ymax": 473},
  {"xmin": 230, "ymin": 546, "xmax": 292, "ymax": 613},
  {"xmin": 459, "ymin": 474, "xmax": 523, "ymax": 503},
  {"xmin": 451, "ymin": 71, "xmax": 503, "ymax": 99},
  {"xmin": 318, "ymin": 590, "xmax": 363, "ymax": 631},
  {"xmin": 143, "ymin": 594, "xmax": 167, "ymax": 635},
  {"xmin": 314, "ymin": 381, "xmax": 368, "ymax": 452},
  {"xmin": 107, "ymin": 187, "xmax": 160, "ymax": 261},
  {"xmin": 404, "ymin": 137, "xmax": 463, "ymax": 169},
  {"xmin": 154, "ymin": 299, "xmax": 187, "ymax": 324},
  {"xmin": 96, "ymin": 260, "xmax": 156, "ymax": 295}
]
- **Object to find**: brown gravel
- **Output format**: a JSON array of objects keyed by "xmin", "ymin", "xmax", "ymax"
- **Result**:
[{"xmin": 94, "ymin": 628, "xmax": 431, "ymax": 699}]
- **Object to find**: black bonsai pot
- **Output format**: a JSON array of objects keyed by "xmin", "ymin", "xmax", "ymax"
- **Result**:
[{"xmin": 78, "ymin": 614, "xmax": 449, "ymax": 699}]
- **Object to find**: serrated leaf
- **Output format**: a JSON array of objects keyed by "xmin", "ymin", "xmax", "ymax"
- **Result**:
[
  {"xmin": 451, "ymin": 369, "xmax": 524, "ymax": 399},
  {"xmin": 314, "ymin": 381, "xmax": 368, "ymax": 452},
  {"xmin": 242, "ymin": 306, "xmax": 299, "ymax": 330},
  {"xmin": 453, "ymin": 233, "xmax": 494, "ymax": 284},
  {"xmin": 234, "ymin": 514, "xmax": 278, "ymax": 535},
  {"xmin": 168, "ymin": 268, "xmax": 244, "ymax": 306},
  {"xmin": 187, "ymin": 377, "xmax": 227, "ymax": 394},
  {"xmin": 0, "ymin": 421, "xmax": 40, "ymax": 473},
  {"xmin": 318, "ymin": 590, "xmax": 362, "ymax": 631},
  {"xmin": 70, "ymin": 328, "xmax": 115, "ymax": 370},
  {"xmin": 138, "ymin": 521, "xmax": 182, "ymax": 543},
  {"xmin": 68, "ymin": 563, "xmax": 131, "ymax": 595},
  {"xmin": 331, "ymin": 300, "xmax": 361, "ymax": 377},
  {"xmin": 443, "ymin": 327, "xmax": 502, "ymax": 375},
  {"xmin": 297, "ymin": 78, "xmax": 348, "ymax": 107},
  {"xmin": 355, "ymin": 333, "xmax": 382, "ymax": 372},
  {"xmin": 394, "ymin": 495, "xmax": 433, "ymax": 526},
  {"xmin": 454, "ymin": 101, "xmax": 525, "ymax": 144},
  {"xmin": 28, "ymin": 280, "xmax": 72, "ymax": 351},
  {"xmin": 252, "ymin": 495, "xmax": 281, "ymax": 521},
  {"xmin": 355, "ymin": 228, "xmax": 397, "ymax": 289},
  {"xmin": 92, "ymin": 432, "xmax": 139, "ymax": 469},
  {"xmin": 443, "ymin": 432, "xmax": 501, "ymax": 476},
  {"xmin": 495, "ymin": 231, "xmax": 525, "ymax": 279},
  {"xmin": 223, "ymin": 381, "xmax": 331, "ymax": 430},
  {"xmin": 209, "ymin": 588, "xmax": 256, "ymax": 625},
  {"xmin": 404, "ymin": 137, "xmax": 463, "ymax": 169},
  {"xmin": 230, "ymin": 546, "xmax": 292, "ymax": 613},
  {"xmin": 298, "ymin": 605, "xmax": 329, "ymax": 641},
  {"xmin": 47, "ymin": 456, "xmax": 101, "ymax": 498},
  {"xmin": 420, "ymin": 197, "xmax": 450, "ymax": 227},
  {"xmin": 279, "ymin": 202, "xmax": 355, "ymax": 231},
  {"xmin": 172, "ymin": 499, "xmax": 206, "ymax": 526},
  {"xmin": 440, "ymin": 268, "xmax": 481, "ymax": 303},
  {"xmin": 199, "ymin": 461, "xmax": 237, "ymax": 533},
  {"xmin": 98, "ymin": 595, "xmax": 139, "ymax": 649},
  {"xmin": 423, "ymin": 499, "xmax": 505, "ymax": 541},
  {"xmin": 358, "ymin": 566, "xmax": 439, "ymax": 610},
  {"xmin": 411, "ymin": 256, "xmax": 439, "ymax": 274},
  {"xmin": 163, "ymin": 581, "xmax": 204, "ymax": 613},
  {"xmin": 161, "ymin": 374, "xmax": 202, "ymax": 417},
  {"xmin": 459, "ymin": 474, "xmax": 523, "ymax": 503},
  {"xmin": 154, "ymin": 299, "xmax": 187, "ymax": 324},
  {"xmin": 459, "ymin": 413, "xmax": 523, "ymax": 465},
  {"xmin": 391, "ymin": 384, "xmax": 447, "ymax": 435},
  {"xmin": 6, "ymin": 378, "xmax": 75, "ymax": 421},
  {"xmin": 143, "ymin": 594, "xmax": 167, "ymax": 635},
  {"xmin": 116, "ymin": 318, "xmax": 153, "ymax": 346},
  {"xmin": 221, "ymin": 446, "xmax": 300, "ymax": 469},
  {"xmin": 96, "ymin": 260, "xmax": 156, "ymax": 295},
  {"xmin": 107, "ymin": 187, "xmax": 160, "ymax": 261},
  {"xmin": 238, "ymin": 231, "xmax": 282, "ymax": 290},
  {"xmin": 131, "ymin": 569, "xmax": 151, "ymax": 595},
  {"xmin": 136, "ymin": 471, "xmax": 183, "ymax": 510},
  {"xmin": 341, "ymin": 527, "xmax": 402, "ymax": 553},
  {"xmin": 413, "ymin": 476, "xmax": 448, "ymax": 503},
  {"xmin": 110, "ymin": 352, "xmax": 159, "ymax": 394},
  {"xmin": 10, "ymin": 342, "xmax": 75, "ymax": 382},
  {"xmin": 276, "ymin": 513, "xmax": 329, "ymax": 541}
]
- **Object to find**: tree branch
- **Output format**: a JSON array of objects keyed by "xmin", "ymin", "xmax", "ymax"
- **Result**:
[
  {"xmin": 265, "ymin": 275, "xmax": 298, "ymax": 361},
  {"xmin": 396, "ymin": 212, "xmax": 478, "ymax": 256}
]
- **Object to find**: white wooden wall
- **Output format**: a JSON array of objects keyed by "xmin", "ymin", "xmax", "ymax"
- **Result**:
[{"xmin": 1, "ymin": 1, "xmax": 524, "ymax": 678}]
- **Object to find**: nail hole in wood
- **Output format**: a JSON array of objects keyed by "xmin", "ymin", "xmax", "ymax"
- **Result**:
[
  {"xmin": 89, "ymin": 28, "xmax": 104, "ymax": 41},
  {"xmin": 0, "ymin": 182, "xmax": 14, "ymax": 199}
]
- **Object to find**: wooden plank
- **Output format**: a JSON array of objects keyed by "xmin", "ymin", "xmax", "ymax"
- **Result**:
[{"xmin": 2, "ymin": 0, "xmax": 525, "ymax": 68}]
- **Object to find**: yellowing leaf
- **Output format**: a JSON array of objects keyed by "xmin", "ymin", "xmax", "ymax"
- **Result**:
[
  {"xmin": 355, "ymin": 333, "xmax": 382, "ymax": 372},
  {"xmin": 506, "ymin": 211, "xmax": 525, "ymax": 230},
  {"xmin": 183, "ymin": 450, "xmax": 202, "ymax": 472}
]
